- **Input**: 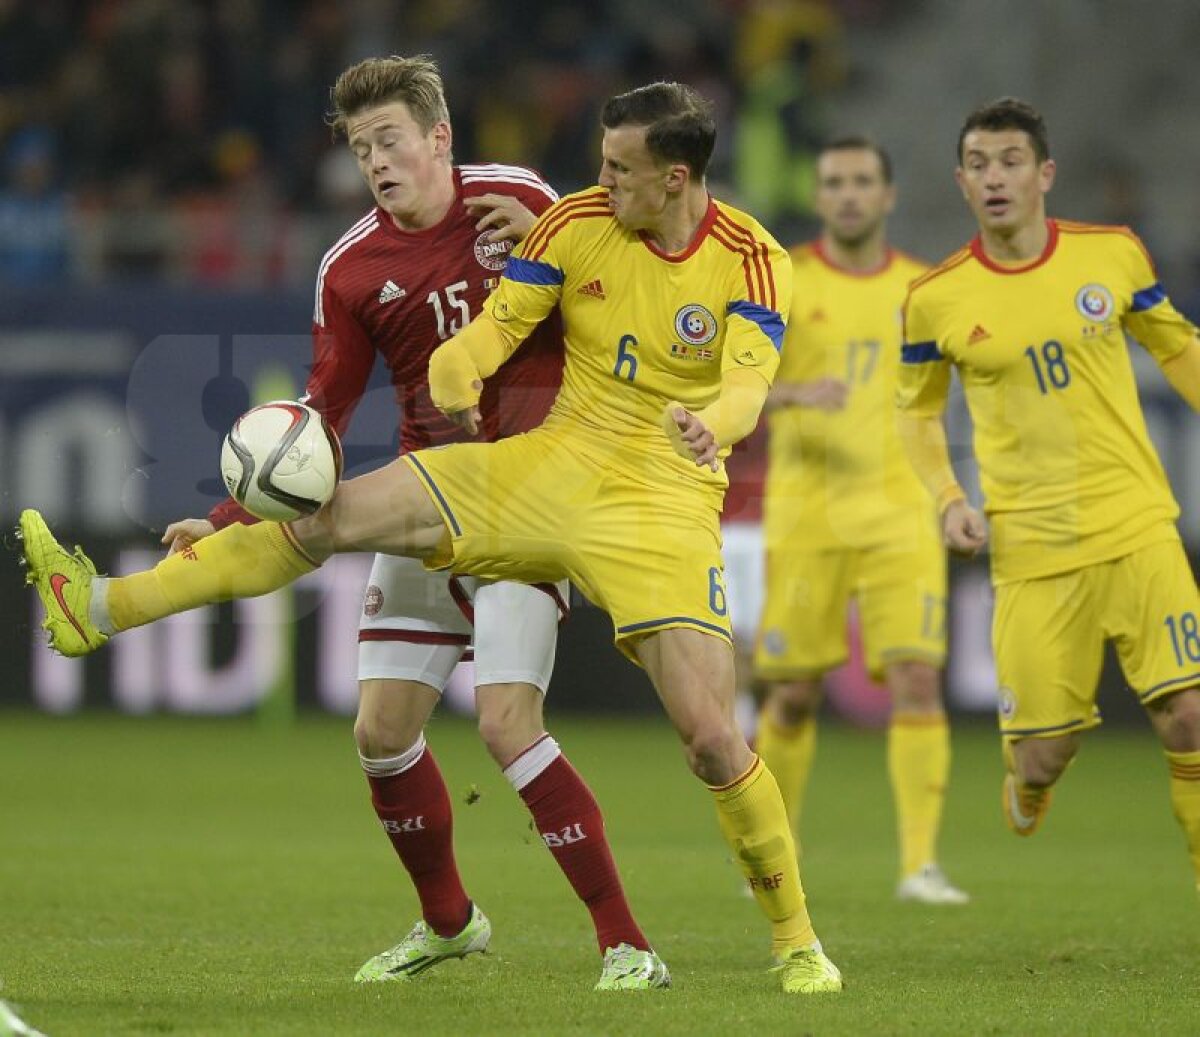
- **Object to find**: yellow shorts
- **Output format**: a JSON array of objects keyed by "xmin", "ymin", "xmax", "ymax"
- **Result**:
[
  {"xmin": 994, "ymin": 536, "xmax": 1200, "ymax": 739},
  {"xmin": 754, "ymin": 530, "xmax": 947, "ymax": 682},
  {"xmin": 404, "ymin": 428, "xmax": 732, "ymax": 663}
]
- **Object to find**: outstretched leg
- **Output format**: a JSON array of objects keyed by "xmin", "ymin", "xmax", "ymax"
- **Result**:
[{"xmin": 21, "ymin": 459, "xmax": 447, "ymax": 655}]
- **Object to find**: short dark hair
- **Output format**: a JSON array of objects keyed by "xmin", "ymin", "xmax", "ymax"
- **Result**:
[
  {"xmin": 957, "ymin": 97, "xmax": 1049, "ymax": 163},
  {"xmin": 600, "ymin": 82, "xmax": 716, "ymax": 178},
  {"xmin": 818, "ymin": 135, "xmax": 893, "ymax": 183}
]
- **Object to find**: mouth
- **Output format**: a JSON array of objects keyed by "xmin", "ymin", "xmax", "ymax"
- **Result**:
[
  {"xmin": 984, "ymin": 196, "xmax": 1011, "ymax": 217},
  {"xmin": 377, "ymin": 179, "xmax": 399, "ymax": 196}
]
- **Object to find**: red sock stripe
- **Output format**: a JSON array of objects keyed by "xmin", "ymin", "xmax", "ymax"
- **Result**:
[{"xmin": 1169, "ymin": 763, "xmax": 1200, "ymax": 780}]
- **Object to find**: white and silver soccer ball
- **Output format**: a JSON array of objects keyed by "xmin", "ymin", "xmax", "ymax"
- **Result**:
[{"xmin": 220, "ymin": 401, "xmax": 343, "ymax": 522}]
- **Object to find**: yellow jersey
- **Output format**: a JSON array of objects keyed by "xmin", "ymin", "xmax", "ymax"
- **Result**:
[
  {"xmin": 484, "ymin": 188, "xmax": 790, "ymax": 510},
  {"xmin": 898, "ymin": 219, "xmax": 1196, "ymax": 583},
  {"xmin": 765, "ymin": 242, "xmax": 930, "ymax": 551}
]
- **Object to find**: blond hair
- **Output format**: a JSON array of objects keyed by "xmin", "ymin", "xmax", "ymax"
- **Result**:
[{"xmin": 328, "ymin": 55, "xmax": 450, "ymax": 138}]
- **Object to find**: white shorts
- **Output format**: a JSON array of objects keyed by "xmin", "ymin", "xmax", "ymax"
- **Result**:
[{"xmin": 357, "ymin": 553, "xmax": 568, "ymax": 693}]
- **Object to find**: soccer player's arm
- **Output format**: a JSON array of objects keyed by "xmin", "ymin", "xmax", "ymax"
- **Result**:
[
  {"xmin": 894, "ymin": 292, "xmax": 965, "ymax": 515},
  {"xmin": 663, "ymin": 242, "xmax": 789, "ymax": 465},
  {"xmin": 208, "ymin": 285, "xmax": 374, "ymax": 531},
  {"xmin": 1119, "ymin": 233, "xmax": 1200, "ymax": 413},
  {"xmin": 428, "ymin": 201, "xmax": 568, "ymax": 417}
]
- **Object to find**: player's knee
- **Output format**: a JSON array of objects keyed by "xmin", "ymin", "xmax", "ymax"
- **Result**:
[
  {"xmin": 476, "ymin": 683, "xmax": 545, "ymax": 764},
  {"xmin": 353, "ymin": 701, "xmax": 426, "ymax": 758},
  {"xmin": 681, "ymin": 721, "xmax": 744, "ymax": 785},
  {"xmin": 887, "ymin": 660, "xmax": 942, "ymax": 712},
  {"xmin": 766, "ymin": 680, "xmax": 821, "ymax": 725},
  {"xmin": 1150, "ymin": 688, "xmax": 1200, "ymax": 750}
]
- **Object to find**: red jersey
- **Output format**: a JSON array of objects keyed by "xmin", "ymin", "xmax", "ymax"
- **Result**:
[{"xmin": 211, "ymin": 163, "xmax": 565, "ymax": 528}]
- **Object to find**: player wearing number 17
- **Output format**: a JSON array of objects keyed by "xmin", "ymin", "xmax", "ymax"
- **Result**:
[{"xmin": 897, "ymin": 98, "xmax": 1200, "ymax": 893}]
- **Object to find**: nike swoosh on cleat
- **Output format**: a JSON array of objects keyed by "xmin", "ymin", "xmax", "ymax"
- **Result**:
[{"xmin": 49, "ymin": 572, "xmax": 90, "ymax": 644}]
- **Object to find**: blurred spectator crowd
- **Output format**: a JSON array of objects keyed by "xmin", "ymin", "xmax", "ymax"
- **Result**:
[{"xmin": 0, "ymin": 0, "xmax": 885, "ymax": 288}]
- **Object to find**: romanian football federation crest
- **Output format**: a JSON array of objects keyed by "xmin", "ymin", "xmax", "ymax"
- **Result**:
[
  {"xmin": 1075, "ymin": 283, "xmax": 1114, "ymax": 323},
  {"xmin": 674, "ymin": 303, "xmax": 718, "ymax": 346}
]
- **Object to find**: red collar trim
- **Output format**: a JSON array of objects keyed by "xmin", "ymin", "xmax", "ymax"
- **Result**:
[
  {"xmin": 811, "ymin": 238, "xmax": 895, "ymax": 277},
  {"xmin": 970, "ymin": 219, "xmax": 1059, "ymax": 274},
  {"xmin": 639, "ymin": 197, "xmax": 718, "ymax": 262}
]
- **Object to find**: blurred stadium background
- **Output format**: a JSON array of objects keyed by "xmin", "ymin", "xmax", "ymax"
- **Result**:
[{"xmin": 3, "ymin": 0, "xmax": 1200, "ymax": 724}]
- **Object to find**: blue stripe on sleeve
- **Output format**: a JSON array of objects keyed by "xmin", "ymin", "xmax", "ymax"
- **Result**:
[
  {"xmin": 726, "ymin": 300, "xmax": 785, "ymax": 351},
  {"xmin": 901, "ymin": 341, "xmax": 943, "ymax": 364},
  {"xmin": 1131, "ymin": 282, "xmax": 1167, "ymax": 312},
  {"xmin": 504, "ymin": 256, "xmax": 564, "ymax": 286}
]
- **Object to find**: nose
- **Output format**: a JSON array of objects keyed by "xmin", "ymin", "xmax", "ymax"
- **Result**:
[{"xmin": 598, "ymin": 165, "xmax": 614, "ymax": 188}]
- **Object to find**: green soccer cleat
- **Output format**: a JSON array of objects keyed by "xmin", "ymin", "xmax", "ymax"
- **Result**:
[
  {"xmin": 772, "ymin": 944, "xmax": 843, "ymax": 994},
  {"xmin": 18, "ymin": 509, "xmax": 108, "ymax": 658},
  {"xmin": 1002, "ymin": 772, "xmax": 1052, "ymax": 837},
  {"xmin": 354, "ymin": 903, "xmax": 491, "ymax": 983},
  {"xmin": 594, "ymin": 944, "xmax": 671, "ymax": 991},
  {"xmin": 896, "ymin": 863, "xmax": 971, "ymax": 905}
]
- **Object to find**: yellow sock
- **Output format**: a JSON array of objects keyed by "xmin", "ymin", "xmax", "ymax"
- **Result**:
[
  {"xmin": 108, "ymin": 523, "xmax": 319, "ymax": 631},
  {"xmin": 755, "ymin": 714, "xmax": 816, "ymax": 835},
  {"xmin": 711, "ymin": 756, "xmax": 816, "ymax": 956},
  {"xmin": 888, "ymin": 711, "xmax": 950, "ymax": 877},
  {"xmin": 1166, "ymin": 748, "xmax": 1200, "ymax": 887}
]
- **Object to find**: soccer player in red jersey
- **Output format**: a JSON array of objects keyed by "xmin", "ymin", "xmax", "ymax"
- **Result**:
[{"xmin": 160, "ymin": 55, "xmax": 665, "ymax": 990}]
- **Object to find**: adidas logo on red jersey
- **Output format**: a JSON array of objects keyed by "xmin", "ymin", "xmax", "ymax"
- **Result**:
[
  {"xmin": 577, "ymin": 279, "xmax": 605, "ymax": 300},
  {"xmin": 379, "ymin": 280, "xmax": 406, "ymax": 304},
  {"xmin": 967, "ymin": 324, "xmax": 991, "ymax": 345}
]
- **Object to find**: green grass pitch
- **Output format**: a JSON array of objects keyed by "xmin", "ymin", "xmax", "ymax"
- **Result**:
[{"xmin": 2, "ymin": 711, "xmax": 1197, "ymax": 1035}]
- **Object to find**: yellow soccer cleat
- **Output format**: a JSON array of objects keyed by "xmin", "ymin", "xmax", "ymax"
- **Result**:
[
  {"xmin": 772, "ymin": 944, "xmax": 843, "ymax": 994},
  {"xmin": 18, "ymin": 509, "xmax": 108, "ymax": 658},
  {"xmin": 1002, "ymin": 772, "xmax": 1052, "ymax": 837}
]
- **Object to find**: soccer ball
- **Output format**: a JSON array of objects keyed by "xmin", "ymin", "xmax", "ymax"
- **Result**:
[{"xmin": 220, "ymin": 401, "xmax": 343, "ymax": 522}]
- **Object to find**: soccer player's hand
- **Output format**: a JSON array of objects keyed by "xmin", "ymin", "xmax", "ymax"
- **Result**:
[
  {"xmin": 942, "ymin": 499, "xmax": 988, "ymax": 555},
  {"xmin": 162, "ymin": 518, "xmax": 215, "ymax": 555},
  {"xmin": 793, "ymin": 378, "xmax": 849, "ymax": 411},
  {"xmin": 663, "ymin": 403, "xmax": 720, "ymax": 472},
  {"xmin": 446, "ymin": 392, "xmax": 483, "ymax": 436},
  {"xmin": 464, "ymin": 194, "xmax": 537, "ymax": 244}
]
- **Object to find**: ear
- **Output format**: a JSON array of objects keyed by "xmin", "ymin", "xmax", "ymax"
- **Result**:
[
  {"xmin": 954, "ymin": 166, "xmax": 970, "ymax": 202},
  {"xmin": 663, "ymin": 163, "xmax": 690, "ymax": 193},
  {"xmin": 882, "ymin": 182, "xmax": 898, "ymax": 216},
  {"xmin": 431, "ymin": 120, "xmax": 452, "ymax": 159},
  {"xmin": 1039, "ymin": 157, "xmax": 1057, "ymax": 194}
]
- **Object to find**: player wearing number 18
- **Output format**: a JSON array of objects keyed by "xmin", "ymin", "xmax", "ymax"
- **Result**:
[{"xmin": 897, "ymin": 98, "xmax": 1200, "ymax": 893}]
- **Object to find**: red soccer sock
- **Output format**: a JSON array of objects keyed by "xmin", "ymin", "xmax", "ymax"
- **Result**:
[
  {"xmin": 508, "ymin": 736, "xmax": 649, "ymax": 954},
  {"xmin": 364, "ymin": 741, "xmax": 471, "ymax": 938}
]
